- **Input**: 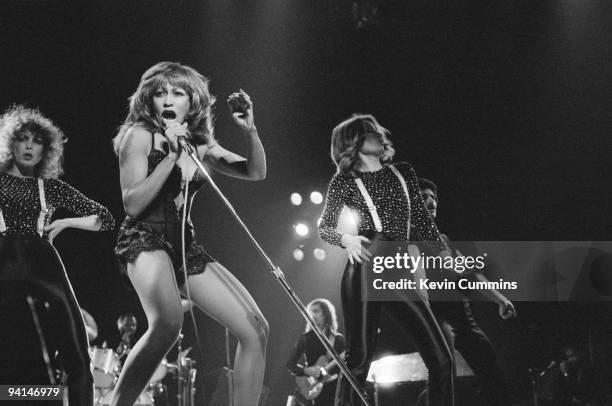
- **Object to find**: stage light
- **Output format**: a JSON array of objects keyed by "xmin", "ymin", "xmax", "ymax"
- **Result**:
[
  {"xmin": 293, "ymin": 248, "xmax": 304, "ymax": 261},
  {"xmin": 290, "ymin": 193, "xmax": 303, "ymax": 206},
  {"xmin": 313, "ymin": 248, "xmax": 326, "ymax": 261},
  {"xmin": 310, "ymin": 191, "xmax": 323, "ymax": 205},
  {"xmin": 294, "ymin": 223, "xmax": 309, "ymax": 237}
]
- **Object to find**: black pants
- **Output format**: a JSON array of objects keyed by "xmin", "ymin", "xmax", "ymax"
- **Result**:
[
  {"xmin": 336, "ymin": 248, "xmax": 454, "ymax": 406},
  {"xmin": 0, "ymin": 235, "xmax": 94, "ymax": 405},
  {"xmin": 431, "ymin": 300, "xmax": 509, "ymax": 406}
]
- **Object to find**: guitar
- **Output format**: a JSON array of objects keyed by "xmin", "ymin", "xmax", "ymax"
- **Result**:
[{"xmin": 295, "ymin": 355, "xmax": 339, "ymax": 400}]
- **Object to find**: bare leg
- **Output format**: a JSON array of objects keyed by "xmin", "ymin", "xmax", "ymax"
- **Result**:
[
  {"xmin": 110, "ymin": 251, "xmax": 184, "ymax": 406},
  {"xmin": 182, "ymin": 262, "xmax": 269, "ymax": 406}
]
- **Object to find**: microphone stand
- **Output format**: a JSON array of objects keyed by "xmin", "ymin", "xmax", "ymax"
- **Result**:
[{"xmin": 178, "ymin": 138, "xmax": 371, "ymax": 406}]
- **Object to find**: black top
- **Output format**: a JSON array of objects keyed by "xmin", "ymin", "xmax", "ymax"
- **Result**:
[
  {"xmin": 133, "ymin": 132, "xmax": 206, "ymax": 226},
  {"xmin": 318, "ymin": 162, "xmax": 444, "ymax": 251},
  {"xmin": 0, "ymin": 172, "xmax": 114, "ymax": 235},
  {"xmin": 286, "ymin": 330, "xmax": 346, "ymax": 376}
]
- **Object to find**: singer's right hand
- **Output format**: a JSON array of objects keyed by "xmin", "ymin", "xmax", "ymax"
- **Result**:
[
  {"xmin": 162, "ymin": 119, "xmax": 188, "ymax": 157},
  {"xmin": 341, "ymin": 234, "xmax": 372, "ymax": 265}
]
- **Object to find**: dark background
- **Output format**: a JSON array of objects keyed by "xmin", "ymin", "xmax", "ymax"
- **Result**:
[{"xmin": 1, "ymin": 1, "xmax": 611, "ymax": 404}]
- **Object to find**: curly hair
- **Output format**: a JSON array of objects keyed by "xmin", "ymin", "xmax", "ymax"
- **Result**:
[
  {"xmin": 0, "ymin": 105, "xmax": 65, "ymax": 178},
  {"xmin": 418, "ymin": 177, "xmax": 438, "ymax": 202},
  {"xmin": 305, "ymin": 298, "xmax": 339, "ymax": 336},
  {"xmin": 113, "ymin": 61, "xmax": 216, "ymax": 155},
  {"xmin": 330, "ymin": 113, "xmax": 395, "ymax": 178}
]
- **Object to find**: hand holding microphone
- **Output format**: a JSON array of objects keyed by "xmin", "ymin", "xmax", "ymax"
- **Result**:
[{"xmin": 161, "ymin": 110, "xmax": 189, "ymax": 157}]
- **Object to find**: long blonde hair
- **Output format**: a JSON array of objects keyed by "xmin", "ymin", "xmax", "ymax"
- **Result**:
[{"xmin": 330, "ymin": 113, "xmax": 395, "ymax": 177}]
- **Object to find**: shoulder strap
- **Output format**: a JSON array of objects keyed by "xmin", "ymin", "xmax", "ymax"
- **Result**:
[
  {"xmin": 354, "ymin": 177, "xmax": 383, "ymax": 232},
  {"xmin": 37, "ymin": 178, "xmax": 49, "ymax": 237},
  {"xmin": 0, "ymin": 206, "xmax": 6, "ymax": 234},
  {"xmin": 389, "ymin": 165, "xmax": 411, "ymax": 240}
]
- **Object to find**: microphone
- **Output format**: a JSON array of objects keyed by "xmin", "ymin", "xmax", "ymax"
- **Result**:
[{"xmin": 161, "ymin": 110, "xmax": 193, "ymax": 153}]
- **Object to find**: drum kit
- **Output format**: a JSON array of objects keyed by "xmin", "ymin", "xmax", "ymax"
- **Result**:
[{"xmin": 88, "ymin": 300, "xmax": 198, "ymax": 406}]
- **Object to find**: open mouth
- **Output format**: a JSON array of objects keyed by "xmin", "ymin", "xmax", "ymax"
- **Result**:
[
  {"xmin": 22, "ymin": 153, "xmax": 33, "ymax": 159},
  {"xmin": 161, "ymin": 110, "xmax": 176, "ymax": 120}
]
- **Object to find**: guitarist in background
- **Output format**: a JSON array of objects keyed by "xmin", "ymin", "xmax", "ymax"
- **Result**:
[{"xmin": 287, "ymin": 298, "xmax": 346, "ymax": 406}]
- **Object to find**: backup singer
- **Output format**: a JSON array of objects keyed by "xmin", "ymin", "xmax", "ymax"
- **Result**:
[
  {"xmin": 318, "ymin": 114, "xmax": 454, "ymax": 406},
  {"xmin": 111, "ymin": 62, "xmax": 268, "ymax": 406},
  {"xmin": 0, "ymin": 105, "xmax": 114, "ymax": 405},
  {"xmin": 287, "ymin": 298, "xmax": 346, "ymax": 406},
  {"xmin": 416, "ymin": 177, "xmax": 515, "ymax": 406}
]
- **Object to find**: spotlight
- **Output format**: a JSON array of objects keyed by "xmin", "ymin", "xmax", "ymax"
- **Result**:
[
  {"xmin": 313, "ymin": 248, "xmax": 326, "ymax": 261},
  {"xmin": 290, "ymin": 193, "xmax": 303, "ymax": 206},
  {"xmin": 294, "ymin": 223, "xmax": 309, "ymax": 237},
  {"xmin": 293, "ymin": 248, "xmax": 304, "ymax": 261},
  {"xmin": 310, "ymin": 191, "xmax": 323, "ymax": 205}
]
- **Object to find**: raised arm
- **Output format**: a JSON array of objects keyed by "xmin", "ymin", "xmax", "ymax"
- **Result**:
[
  {"xmin": 199, "ymin": 90, "xmax": 266, "ymax": 181},
  {"xmin": 118, "ymin": 126, "xmax": 179, "ymax": 219}
]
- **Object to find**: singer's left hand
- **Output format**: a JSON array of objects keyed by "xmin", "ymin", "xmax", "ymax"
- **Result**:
[
  {"xmin": 45, "ymin": 219, "xmax": 69, "ymax": 244},
  {"xmin": 227, "ymin": 89, "xmax": 255, "ymax": 131}
]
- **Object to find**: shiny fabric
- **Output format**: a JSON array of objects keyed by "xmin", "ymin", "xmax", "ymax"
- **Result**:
[{"xmin": 335, "ymin": 232, "xmax": 454, "ymax": 406}]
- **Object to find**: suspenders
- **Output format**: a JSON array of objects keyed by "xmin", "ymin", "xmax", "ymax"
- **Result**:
[
  {"xmin": 0, "ymin": 204, "xmax": 5, "ymax": 234},
  {"xmin": 37, "ymin": 178, "xmax": 49, "ymax": 237},
  {"xmin": 354, "ymin": 165, "xmax": 411, "ymax": 239},
  {"xmin": 0, "ymin": 177, "xmax": 49, "ymax": 236},
  {"xmin": 354, "ymin": 165, "xmax": 429, "ymax": 302}
]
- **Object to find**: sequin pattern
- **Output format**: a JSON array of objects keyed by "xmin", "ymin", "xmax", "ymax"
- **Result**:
[
  {"xmin": 0, "ymin": 172, "xmax": 114, "ymax": 235},
  {"xmin": 318, "ymin": 162, "xmax": 445, "ymax": 251}
]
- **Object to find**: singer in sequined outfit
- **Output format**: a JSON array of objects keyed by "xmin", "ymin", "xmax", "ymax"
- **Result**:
[
  {"xmin": 0, "ymin": 105, "xmax": 114, "ymax": 405},
  {"xmin": 318, "ymin": 114, "xmax": 454, "ymax": 406}
]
